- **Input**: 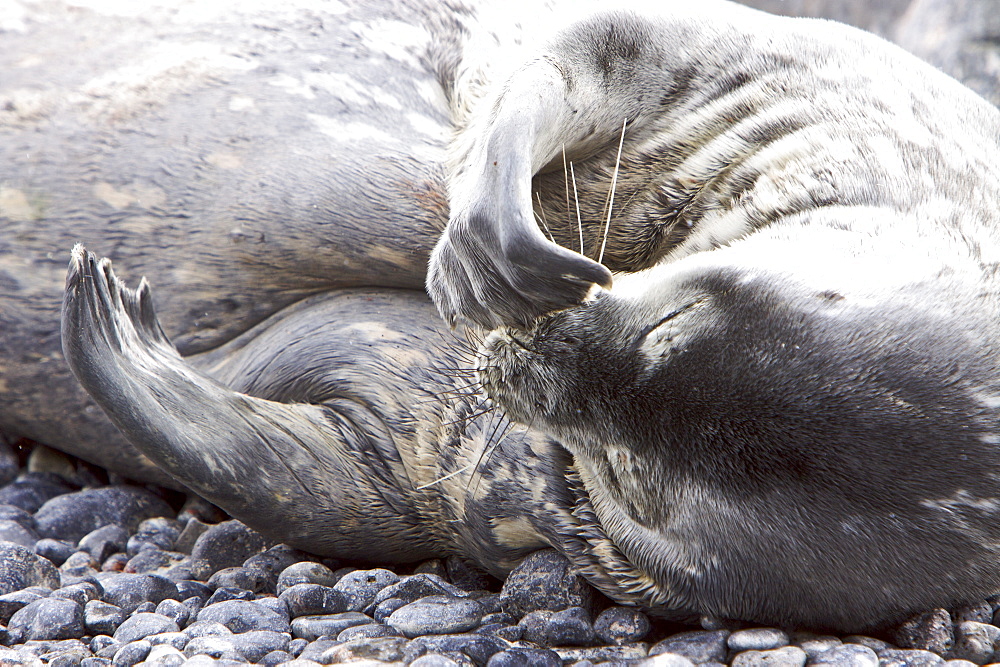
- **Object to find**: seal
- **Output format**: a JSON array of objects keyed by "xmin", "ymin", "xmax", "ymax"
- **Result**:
[{"xmin": 55, "ymin": 0, "xmax": 1000, "ymax": 633}]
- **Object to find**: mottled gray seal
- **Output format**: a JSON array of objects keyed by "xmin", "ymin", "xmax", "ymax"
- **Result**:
[{"xmin": 53, "ymin": 0, "xmax": 1000, "ymax": 633}]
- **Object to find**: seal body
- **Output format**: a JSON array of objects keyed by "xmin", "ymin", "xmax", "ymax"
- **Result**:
[{"xmin": 6, "ymin": 0, "xmax": 1000, "ymax": 633}]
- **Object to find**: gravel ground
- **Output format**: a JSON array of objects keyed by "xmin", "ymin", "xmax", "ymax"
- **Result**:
[{"xmin": 0, "ymin": 436, "xmax": 998, "ymax": 667}]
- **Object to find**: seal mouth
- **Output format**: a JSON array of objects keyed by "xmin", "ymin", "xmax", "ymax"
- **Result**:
[{"xmin": 475, "ymin": 327, "xmax": 550, "ymax": 422}]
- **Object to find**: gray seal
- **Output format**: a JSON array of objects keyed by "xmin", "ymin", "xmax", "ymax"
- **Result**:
[{"xmin": 8, "ymin": 0, "xmax": 1000, "ymax": 633}]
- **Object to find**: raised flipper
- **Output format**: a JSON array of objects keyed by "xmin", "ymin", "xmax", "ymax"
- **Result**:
[{"xmin": 60, "ymin": 245, "xmax": 443, "ymax": 559}]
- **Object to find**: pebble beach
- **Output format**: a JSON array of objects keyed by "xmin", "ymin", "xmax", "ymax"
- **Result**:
[{"xmin": 0, "ymin": 436, "xmax": 998, "ymax": 667}]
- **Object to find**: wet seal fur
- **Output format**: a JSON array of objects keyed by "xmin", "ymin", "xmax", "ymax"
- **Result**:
[{"xmin": 14, "ymin": 0, "xmax": 1000, "ymax": 632}]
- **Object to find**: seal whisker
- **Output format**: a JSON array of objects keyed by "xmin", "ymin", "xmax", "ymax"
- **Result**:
[
  {"xmin": 416, "ymin": 464, "xmax": 472, "ymax": 490},
  {"xmin": 535, "ymin": 192, "xmax": 556, "ymax": 243},
  {"xmin": 570, "ymin": 161, "xmax": 584, "ymax": 257},
  {"xmin": 598, "ymin": 118, "xmax": 627, "ymax": 266}
]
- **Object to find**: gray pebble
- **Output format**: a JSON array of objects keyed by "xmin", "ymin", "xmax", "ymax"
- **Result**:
[
  {"xmin": 0, "ymin": 589, "xmax": 49, "ymax": 624},
  {"xmin": 373, "ymin": 573, "xmax": 467, "ymax": 608},
  {"xmin": 0, "ymin": 504, "xmax": 36, "ymax": 530},
  {"xmin": 291, "ymin": 610, "xmax": 373, "ymax": 641},
  {"xmin": 332, "ymin": 568, "xmax": 399, "ymax": 611},
  {"xmin": 374, "ymin": 596, "xmax": 409, "ymax": 622},
  {"xmin": 296, "ymin": 638, "xmax": 342, "ymax": 663},
  {"xmin": 60, "ymin": 551, "xmax": 99, "ymax": 577},
  {"xmin": 731, "ymin": 646, "xmax": 807, "ymax": 667},
  {"xmin": 809, "ymin": 644, "xmax": 879, "ymax": 667},
  {"xmin": 126, "ymin": 518, "xmax": 181, "ymax": 557},
  {"xmin": 261, "ymin": 649, "xmax": 295, "ymax": 665},
  {"xmin": 0, "ymin": 473, "xmax": 74, "ymax": 513},
  {"xmin": 499, "ymin": 550, "xmax": 593, "ymax": 618},
  {"xmin": 477, "ymin": 622, "xmax": 522, "ymax": 641},
  {"xmin": 519, "ymin": 606, "xmax": 596, "ymax": 647},
  {"xmin": 486, "ymin": 647, "xmax": 563, "ymax": 667},
  {"xmin": 0, "ymin": 542, "xmax": 60, "ymax": 595},
  {"xmin": 174, "ymin": 580, "xmax": 212, "ymax": 603},
  {"xmin": 323, "ymin": 636, "xmax": 408, "ymax": 662},
  {"xmin": 96, "ymin": 573, "xmax": 178, "ymax": 615},
  {"xmin": 91, "ymin": 634, "xmax": 120, "ymax": 653},
  {"xmin": 52, "ymin": 581, "xmax": 101, "ymax": 606},
  {"xmin": 204, "ymin": 586, "xmax": 255, "ymax": 605},
  {"xmin": 112, "ymin": 639, "xmax": 151, "ymax": 666},
  {"xmin": 952, "ymin": 603, "xmax": 993, "ymax": 625},
  {"xmin": 277, "ymin": 562, "xmax": 339, "ymax": 594},
  {"xmin": 279, "ymin": 582, "xmax": 350, "ymax": 617},
  {"xmin": 948, "ymin": 621, "xmax": 1000, "ymax": 664},
  {"xmin": 34, "ymin": 487, "xmax": 171, "ymax": 544},
  {"xmin": 635, "ymin": 654, "xmax": 699, "ymax": 667},
  {"xmin": 148, "ymin": 631, "xmax": 189, "ymax": 650},
  {"xmin": 337, "ymin": 622, "xmax": 402, "ymax": 641},
  {"xmin": 143, "ymin": 643, "xmax": 186, "ymax": 665},
  {"xmin": 84, "ymin": 599, "xmax": 126, "ymax": 636},
  {"xmin": 893, "ymin": 610, "xmax": 954, "ymax": 655},
  {"xmin": 552, "ymin": 643, "xmax": 650, "ymax": 664},
  {"xmin": 228, "ymin": 628, "xmax": 292, "ymax": 662},
  {"xmin": 113, "ymin": 611, "xmax": 179, "ymax": 644},
  {"xmin": 388, "ymin": 595, "xmax": 486, "ymax": 638},
  {"xmin": 411, "ymin": 654, "xmax": 463, "ymax": 667},
  {"xmin": 878, "ymin": 648, "xmax": 945, "ymax": 667},
  {"xmin": 594, "ymin": 606, "xmax": 651, "ymax": 645},
  {"xmin": 153, "ymin": 598, "xmax": 190, "ymax": 628},
  {"xmin": 122, "ymin": 548, "xmax": 185, "ymax": 575},
  {"xmin": 184, "ymin": 619, "xmax": 234, "ymax": 638},
  {"xmin": 244, "ymin": 545, "xmax": 312, "ymax": 590},
  {"xmin": 404, "ymin": 633, "xmax": 507, "ymax": 665},
  {"xmin": 33, "ymin": 539, "xmax": 75, "ymax": 567},
  {"xmin": 445, "ymin": 556, "xmax": 496, "ymax": 592},
  {"xmin": 795, "ymin": 637, "xmax": 841, "ymax": 660},
  {"xmin": 8, "ymin": 596, "xmax": 85, "ymax": 641},
  {"xmin": 196, "ymin": 599, "xmax": 291, "ymax": 633},
  {"xmin": 183, "ymin": 635, "xmax": 237, "ymax": 659},
  {"xmin": 729, "ymin": 629, "xmax": 791, "ymax": 652},
  {"xmin": 845, "ymin": 637, "xmax": 894, "ymax": 653},
  {"xmin": 78, "ymin": 525, "xmax": 129, "ymax": 563},
  {"xmin": 651, "ymin": 630, "xmax": 731, "ymax": 663},
  {"xmin": 207, "ymin": 565, "xmax": 269, "ymax": 593},
  {"xmin": 0, "ymin": 518, "xmax": 39, "ymax": 548},
  {"xmin": 190, "ymin": 520, "xmax": 267, "ymax": 575}
]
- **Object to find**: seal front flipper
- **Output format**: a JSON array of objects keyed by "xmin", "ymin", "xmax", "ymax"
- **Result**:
[{"xmin": 60, "ymin": 245, "xmax": 435, "ymax": 558}]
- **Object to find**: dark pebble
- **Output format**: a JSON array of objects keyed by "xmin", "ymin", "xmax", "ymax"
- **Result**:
[
  {"xmin": 8, "ymin": 596, "xmax": 85, "ymax": 641},
  {"xmin": 184, "ymin": 619, "xmax": 234, "ymax": 638},
  {"xmin": 60, "ymin": 551, "xmax": 99, "ymax": 578},
  {"xmin": 653, "ymin": 630, "xmax": 732, "ymax": 663},
  {"xmin": 374, "ymin": 596, "xmax": 410, "ymax": 622},
  {"xmin": 229, "ymin": 629, "xmax": 292, "ymax": 662},
  {"xmin": 487, "ymin": 647, "xmax": 563, "ymax": 667},
  {"xmin": 297, "ymin": 637, "xmax": 343, "ymax": 663},
  {"xmin": 261, "ymin": 649, "xmax": 295, "ymax": 665},
  {"xmin": 189, "ymin": 520, "xmax": 267, "ymax": 574},
  {"xmin": 159, "ymin": 556, "xmax": 213, "ymax": 581},
  {"xmin": 0, "ymin": 504, "xmax": 37, "ymax": 530},
  {"xmin": 112, "ymin": 639, "xmax": 151, "ymax": 666},
  {"xmin": 477, "ymin": 622, "xmax": 523, "ymax": 641},
  {"xmin": 948, "ymin": 621, "xmax": 1000, "ymax": 664},
  {"xmin": 519, "ymin": 606, "xmax": 596, "ymax": 647},
  {"xmin": 327, "ymin": 636, "xmax": 409, "ymax": 662},
  {"xmin": 0, "ymin": 518, "xmax": 39, "ymax": 547},
  {"xmin": 0, "ymin": 542, "xmax": 60, "ymax": 594},
  {"xmin": 276, "ymin": 561, "xmax": 339, "ymax": 593},
  {"xmin": 125, "ymin": 517, "xmax": 181, "ymax": 556},
  {"xmin": 172, "ymin": 518, "xmax": 211, "ymax": 555},
  {"xmin": 113, "ymin": 611, "xmax": 179, "ymax": 643},
  {"xmin": 594, "ymin": 606, "xmax": 650, "ymax": 645},
  {"xmin": 404, "ymin": 632, "xmax": 507, "ymax": 665},
  {"xmin": 387, "ymin": 595, "xmax": 486, "ymax": 638},
  {"xmin": 34, "ymin": 487, "xmax": 172, "ymax": 543},
  {"xmin": 338, "ymin": 622, "xmax": 403, "ymax": 641},
  {"xmin": 207, "ymin": 565, "xmax": 269, "ymax": 593},
  {"xmin": 34, "ymin": 539, "xmax": 75, "ymax": 567},
  {"xmin": 499, "ymin": 550, "xmax": 593, "ymax": 618},
  {"xmin": 952, "ymin": 603, "xmax": 993, "ymax": 625},
  {"xmin": 174, "ymin": 580, "xmax": 213, "ymax": 603},
  {"xmin": 95, "ymin": 573, "xmax": 179, "ymax": 615},
  {"xmin": 91, "ymin": 633, "xmax": 120, "ymax": 653},
  {"xmin": 0, "ymin": 588, "xmax": 48, "ymax": 623},
  {"xmin": 894, "ymin": 610, "xmax": 955, "ymax": 655},
  {"xmin": 78, "ymin": 525, "xmax": 129, "ymax": 563},
  {"xmin": 196, "ymin": 599, "xmax": 291, "ymax": 633},
  {"xmin": 52, "ymin": 581, "xmax": 101, "ymax": 606},
  {"xmin": 0, "ymin": 473, "xmax": 74, "ymax": 513},
  {"xmin": 204, "ymin": 586, "xmax": 256, "ymax": 605},
  {"xmin": 291, "ymin": 610, "xmax": 373, "ymax": 640},
  {"xmin": 244, "ymin": 545, "xmax": 314, "ymax": 590},
  {"xmin": 373, "ymin": 573, "xmax": 468, "ymax": 608},
  {"xmin": 280, "ymin": 582, "xmax": 350, "ymax": 617},
  {"xmin": 123, "ymin": 547, "xmax": 186, "ymax": 574},
  {"xmin": 878, "ymin": 648, "xmax": 945, "ymax": 667},
  {"xmin": 154, "ymin": 598, "xmax": 191, "ymax": 628},
  {"xmin": 332, "ymin": 567, "xmax": 399, "ymax": 611}
]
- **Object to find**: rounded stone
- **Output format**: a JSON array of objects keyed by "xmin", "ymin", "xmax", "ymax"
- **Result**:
[
  {"xmin": 0, "ymin": 589, "xmax": 48, "ymax": 624},
  {"xmin": 280, "ymin": 583, "xmax": 350, "ymax": 618},
  {"xmin": 244, "ymin": 545, "xmax": 314, "ymax": 589},
  {"xmin": 78, "ymin": 525, "xmax": 129, "ymax": 563},
  {"xmin": 204, "ymin": 587, "xmax": 256, "ymax": 605},
  {"xmin": 0, "ymin": 518, "xmax": 39, "ymax": 548},
  {"xmin": 728, "ymin": 629, "xmax": 791, "ymax": 652},
  {"xmin": 486, "ymin": 647, "xmax": 562, "ymax": 667},
  {"xmin": 228, "ymin": 629, "xmax": 292, "ymax": 662},
  {"xmin": 183, "ymin": 636, "xmax": 237, "ymax": 659},
  {"xmin": 499, "ymin": 550, "xmax": 593, "ymax": 618},
  {"xmin": 276, "ymin": 562, "xmax": 339, "ymax": 594},
  {"xmin": 154, "ymin": 598, "xmax": 191, "ymax": 628},
  {"xmin": 123, "ymin": 547, "xmax": 186, "ymax": 574},
  {"xmin": 196, "ymin": 599, "xmax": 292, "ymax": 634},
  {"xmin": 144, "ymin": 643, "xmax": 186, "ymax": 665},
  {"xmin": 651, "ymin": 630, "xmax": 731, "ymax": 663},
  {"xmin": 949, "ymin": 621, "xmax": 1000, "ymax": 664},
  {"xmin": 325, "ymin": 636, "xmax": 408, "ymax": 663},
  {"xmin": 207, "ymin": 566, "xmax": 270, "ymax": 593},
  {"xmin": 878, "ymin": 648, "xmax": 945, "ymax": 667},
  {"xmin": 731, "ymin": 646, "xmax": 807, "ymax": 667},
  {"xmin": 290, "ymin": 611, "xmax": 374, "ymax": 641},
  {"xmin": 189, "ymin": 520, "xmax": 268, "ymax": 574},
  {"xmin": 84, "ymin": 599, "xmax": 125, "ymax": 636},
  {"xmin": 34, "ymin": 487, "xmax": 172, "ymax": 543},
  {"xmin": 112, "ymin": 639, "xmax": 151, "ymax": 666},
  {"xmin": 518, "ymin": 606, "xmax": 595, "ymax": 647},
  {"xmin": 113, "ymin": 611, "xmax": 180, "ymax": 644},
  {"xmin": 373, "ymin": 573, "xmax": 467, "ymax": 608},
  {"xmin": 126, "ymin": 518, "xmax": 182, "ymax": 557},
  {"xmin": 894, "ymin": 609, "xmax": 955, "ymax": 655},
  {"xmin": 809, "ymin": 644, "xmax": 879, "ymax": 667},
  {"xmin": 403, "ymin": 634, "xmax": 507, "ymax": 665},
  {"xmin": 8, "ymin": 596, "xmax": 85, "ymax": 641},
  {"xmin": 149, "ymin": 631, "xmax": 190, "ymax": 650},
  {"xmin": 0, "ymin": 473, "xmax": 74, "ymax": 513},
  {"xmin": 387, "ymin": 595, "xmax": 486, "ymax": 638},
  {"xmin": 96, "ymin": 573, "xmax": 179, "ymax": 615},
  {"xmin": 594, "ymin": 606, "xmax": 651, "ymax": 645},
  {"xmin": 0, "ymin": 542, "xmax": 60, "ymax": 594},
  {"xmin": 338, "ymin": 623, "xmax": 402, "ymax": 641},
  {"xmin": 332, "ymin": 568, "xmax": 399, "ymax": 611}
]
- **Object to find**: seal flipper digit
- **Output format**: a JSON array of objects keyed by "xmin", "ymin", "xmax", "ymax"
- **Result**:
[{"xmin": 60, "ymin": 246, "xmax": 437, "ymax": 558}]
